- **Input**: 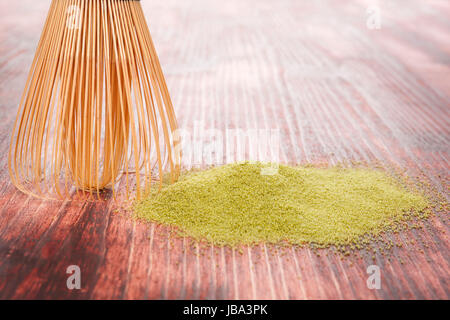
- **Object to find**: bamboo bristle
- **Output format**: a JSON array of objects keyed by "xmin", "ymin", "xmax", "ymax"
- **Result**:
[{"xmin": 8, "ymin": 0, "xmax": 181, "ymax": 200}]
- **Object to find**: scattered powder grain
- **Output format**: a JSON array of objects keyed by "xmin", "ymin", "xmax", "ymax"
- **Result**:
[{"xmin": 134, "ymin": 162, "xmax": 430, "ymax": 247}]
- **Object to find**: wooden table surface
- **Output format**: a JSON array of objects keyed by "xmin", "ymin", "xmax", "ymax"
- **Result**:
[{"xmin": 0, "ymin": 0, "xmax": 449, "ymax": 299}]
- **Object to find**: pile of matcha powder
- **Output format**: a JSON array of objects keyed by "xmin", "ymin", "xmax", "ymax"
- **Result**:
[{"xmin": 134, "ymin": 162, "xmax": 430, "ymax": 247}]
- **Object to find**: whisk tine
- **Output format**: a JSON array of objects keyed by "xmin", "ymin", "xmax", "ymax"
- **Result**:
[{"xmin": 8, "ymin": 0, "xmax": 181, "ymax": 200}]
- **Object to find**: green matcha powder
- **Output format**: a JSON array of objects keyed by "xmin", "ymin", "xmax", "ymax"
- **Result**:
[{"xmin": 134, "ymin": 162, "xmax": 430, "ymax": 247}]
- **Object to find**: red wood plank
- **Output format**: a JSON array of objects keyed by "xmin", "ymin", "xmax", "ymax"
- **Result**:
[{"xmin": 0, "ymin": 0, "xmax": 448, "ymax": 300}]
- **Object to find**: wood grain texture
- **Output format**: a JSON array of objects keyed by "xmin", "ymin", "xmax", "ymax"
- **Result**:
[{"xmin": 0, "ymin": 0, "xmax": 449, "ymax": 299}]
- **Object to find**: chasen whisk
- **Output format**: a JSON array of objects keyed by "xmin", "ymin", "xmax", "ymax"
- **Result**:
[{"xmin": 8, "ymin": 0, "xmax": 181, "ymax": 200}]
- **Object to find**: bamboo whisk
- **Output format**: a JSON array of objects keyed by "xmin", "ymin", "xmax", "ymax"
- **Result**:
[{"xmin": 8, "ymin": 0, "xmax": 181, "ymax": 199}]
